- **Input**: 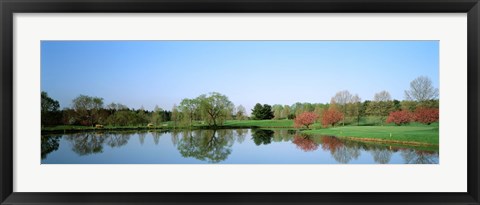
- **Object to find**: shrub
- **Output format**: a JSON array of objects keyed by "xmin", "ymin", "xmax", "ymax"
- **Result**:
[
  {"xmin": 413, "ymin": 107, "xmax": 439, "ymax": 125},
  {"xmin": 386, "ymin": 110, "xmax": 412, "ymax": 126},
  {"xmin": 287, "ymin": 114, "xmax": 296, "ymax": 120}
]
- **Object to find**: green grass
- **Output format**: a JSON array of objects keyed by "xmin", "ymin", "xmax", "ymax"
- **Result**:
[
  {"xmin": 42, "ymin": 125, "xmax": 99, "ymax": 131},
  {"xmin": 41, "ymin": 124, "xmax": 173, "ymax": 133},
  {"xmin": 302, "ymin": 124, "xmax": 439, "ymax": 145},
  {"xmin": 223, "ymin": 119, "xmax": 295, "ymax": 127}
]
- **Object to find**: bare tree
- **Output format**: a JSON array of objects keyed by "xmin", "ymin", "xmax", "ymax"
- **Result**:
[
  {"xmin": 349, "ymin": 94, "xmax": 362, "ymax": 125},
  {"xmin": 235, "ymin": 105, "xmax": 247, "ymax": 120},
  {"xmin": 331, "ymin": 90, "xmax": 353, "ymax": 126},
  {"xmin": 404, "ymin": 76, "xmax": 439, "ymax": 102},
  {"xmin": 373, "ymin": 90, "xmax": 391, "ymax": 102}
]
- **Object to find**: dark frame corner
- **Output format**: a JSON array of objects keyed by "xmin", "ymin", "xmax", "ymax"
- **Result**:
[{"xmin": 1, "ymin": 0, "xmax": 479, "ymax": 204}]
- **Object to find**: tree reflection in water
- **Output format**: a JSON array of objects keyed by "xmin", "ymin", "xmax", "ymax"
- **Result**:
[
  {"xmin": 65, "ymin": 133, "xmax": 106, "ymax": 155},
  {"xmin": 41, "ymin": 135, "xmax": 61, "ymax": 159},
  {"xmin": 44, "ymin": 129, "xmax": 438, "ymax": 164},
  {"xmin": 151, "ymin": 131, "xmax": 163, "ymax": 145},
  {"xmin": 320, "ymin": 136, "xmax": 360, "ymax": 164},
  {"xmin": 176, "ymin": 129, "xmax": 234, "ymax": 163},
  {"xmin": 235, "ymin": 129, "xmax": 248, "ymax": 144},
  {"xmin": 64, "ymin": 132, "xmax": 133, "ymax": 156},
  {"xmin": 370, "ymin": 148, "xmax": 393, "ymax": 164},
  {"xmin": 251, "ymin": 129, "xmax": 274, "ymax": 145},
  {"xmin": 401, "ymin": 149, "xmax": 439, "ymax": 164},
  {"xmin": 292, "ymin": 134, "xmax": 319, "ymax": 152},
  {"xmin": 105, "ymin": 133, "xmax": 130, "ymax": 148},
  {"xmin": 138, "ymin": 132, "xmax": 146, "ymax": 145}
]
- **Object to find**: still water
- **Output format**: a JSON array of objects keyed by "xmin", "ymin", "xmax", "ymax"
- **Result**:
[{"xmin": 41, "ymin": 129, "xmax": 439, "ymax": 164}]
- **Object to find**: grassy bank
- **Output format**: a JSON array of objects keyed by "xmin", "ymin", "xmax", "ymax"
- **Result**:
[
  {"xmin": 42, "ymin": 120, "xmax": 439, "ymax": 146},
  {"xmin": 41, "ymin": 125, "xmax": 174, "ymax": 134},
  {"xmin": 223, "ymin": 119, "xmax": 297, "ymax": 128},
  {"xmin": 41, "ymin": 120, "xmax": 293, "ymax": 134},
  {"xmin": 302, "ymin": 124, "xmax": 439, "ymax": 145}
]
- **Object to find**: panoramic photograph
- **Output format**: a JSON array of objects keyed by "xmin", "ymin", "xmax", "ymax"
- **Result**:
[{"xmin": 41, "ymin": 40, "xmax": 439, "ymax": 164}]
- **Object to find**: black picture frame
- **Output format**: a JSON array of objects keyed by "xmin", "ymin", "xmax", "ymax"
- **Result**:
[{"xmin": 1, "ymin": 0, "xmax": 479, "ymax": 204}]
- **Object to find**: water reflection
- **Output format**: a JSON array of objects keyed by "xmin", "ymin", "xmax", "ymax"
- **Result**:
[
  {"xmin": 401, "ymin": 149, "xmax": 438, "ymax": 164},
  {"xmin": 292, "ymin": 134, "xmax": 319, "ymax": 152},
  {"xmin": 176, "ymin": 129, "xmax": 235, "ymax": 163},
  {"xmin": 65, "ymin": 133, "xmax": 107, "ymax": 155},
  {"xmin": 41, "ymin": 128, "xmax": 439, "ymax": 164},
  {"xmin": 235, "ymin": 129, "xmax": 247, "ymax": 143},
  {"xmin": 371, "ymin": 148, "xmax": 393, "ymax": 164},
  {"xmin": 41, "ymin": 135, "xmax": 61, "ymax": 159},
  {"xmin": 251, "ymin": 129, "xmax": 274, "ymax": 145}
]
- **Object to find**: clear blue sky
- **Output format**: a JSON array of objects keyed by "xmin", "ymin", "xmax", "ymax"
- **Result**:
[{"xmin": 41, "ymin": 41, "xmax": 439, "ymax": 113}]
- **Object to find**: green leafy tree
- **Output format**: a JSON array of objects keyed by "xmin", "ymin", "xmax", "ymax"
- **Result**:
[
  {"xmin": 367, "ymin": 91, "xmax": 395, "ymax": 125},
  {"xmin": 348, "ymin": 94, "xmax": 362, "ymax": 125},
  {"xmin": 282, "ymin": 105, "xmax": 291, "ymax": 119},
  {"xmin": 272, "ymin": 104, "xmax": 284, "ymax": 120},
  {"xmin": 71, "ymin": 94, "xmax": 104, "ymax": 126},
  {"xmin": 400, "ymin": 100, "xmax": 418, "ymax": 112},
  {"xmin": 171, "ymin": 104, "xmax": 181, "ymax": 128},
  {"xmin": 179, "ymin": 98, "xmax": 199, "ymax": 127},
  {"xmin": 198, "ymin": 92, "xmax": 234, "ymax": 126},
  {"xmin": 251, "ymin": 103, "xmax": 274, "ymax": 120},
  {"xmin": 41, "ymin": 91, "xmax": 61, "ymax": 126},
  {"xmin": 151, "ymin": 105, "xmax": 165, "ymax": 125},
  {"xmin": 134, "ymin": 106, "xmax": 149, "ymax": 126}
]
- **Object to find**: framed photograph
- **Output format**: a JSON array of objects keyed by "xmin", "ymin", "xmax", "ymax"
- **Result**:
[{"xmin": 1, "ymin": 0, "xmax": 479, "ymax": 204}]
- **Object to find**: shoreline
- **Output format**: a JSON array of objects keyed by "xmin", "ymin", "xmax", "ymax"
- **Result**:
[{"xmin": 41, "ymin": 125, "xmax": 438, "ymax": 147}]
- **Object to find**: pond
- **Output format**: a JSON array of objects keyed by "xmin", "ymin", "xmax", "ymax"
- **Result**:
[{"xmin": 41, "ymin": 129, "xmax": 439, "ymax": 164}]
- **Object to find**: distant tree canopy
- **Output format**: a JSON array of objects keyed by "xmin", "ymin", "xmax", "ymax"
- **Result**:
[
  {"xmin": 41, "ymin": 91, "xmax": 59, "ymax": 113},
  {"xmin": 41, "ymin": 92, "xmax": 61, "ymax": 126},
  {"xmin": 41, "ymin": 93, "xmax": 171, "ymax": 127},
  {"xmin": 366, "ymin": 90, "xmax": 395, "ymax": 124},
  {"xmin": 251, "ymin": 103, "xmax": 274, "ymax": 120}
]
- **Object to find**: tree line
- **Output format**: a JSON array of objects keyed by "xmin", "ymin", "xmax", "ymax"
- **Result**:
[
  {"xmin": 291, "ymin": 76, "xmax": 439, "ymax": 128},
  {"xmin": 42, "ymin": 76, "xmax": 439, "ymax": 128},
  {"xmin": 42, "ymin": 93, "xmax": 172, "ymax": 127}
]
